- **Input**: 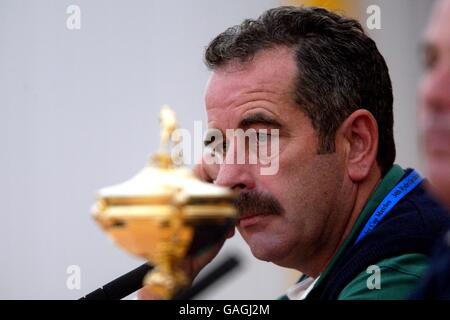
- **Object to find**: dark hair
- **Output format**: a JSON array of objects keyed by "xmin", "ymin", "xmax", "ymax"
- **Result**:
[{"xmin": 205, "ymin": 6, "xmax": 395, "ymax": 175}]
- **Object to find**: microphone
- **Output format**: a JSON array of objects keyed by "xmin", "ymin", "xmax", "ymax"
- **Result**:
[
  {"xmin": 79, "ymin": 263, "xmax": 152, "ymax": 300},
  {"xmin": 79, "ymin": 255, "xmax": 240, "ymax": 300}
]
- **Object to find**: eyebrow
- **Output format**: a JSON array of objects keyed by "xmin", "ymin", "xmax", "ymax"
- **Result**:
[
  {"xmin": 238, "ymin": 112, "xmax": 282, "ymax": 129},
  {"xmin": 203, "ymin": 113, "xmax": 282, "ymax": 147}
]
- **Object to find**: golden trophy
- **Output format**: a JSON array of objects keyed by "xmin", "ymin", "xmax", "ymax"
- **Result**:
[{"xmin": 92, "ymin": 105, "xmax": 236, "ymax": 299}]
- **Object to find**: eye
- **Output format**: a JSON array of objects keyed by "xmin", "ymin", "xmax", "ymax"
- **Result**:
[
  {"xmin": 203, "ymin": 129, "xmax": 227, "ymax": 157},
  {"xmin": 256, "ymin": 131, "xmax": 270, "ymax": 143},
  {"xmin": 205, "ymin": 136, "xmax": 227, "ymax": 157},
  {"xmin": 422, "ymin": 46, "xmax": 438, "ymax": 71}
]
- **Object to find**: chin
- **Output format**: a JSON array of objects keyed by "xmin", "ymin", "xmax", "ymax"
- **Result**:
[{"xmin": 245, "ymin": 234, "xmax": 291, "ymax": 264}]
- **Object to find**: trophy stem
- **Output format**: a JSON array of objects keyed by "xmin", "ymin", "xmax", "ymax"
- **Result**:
[
  {"xmin": 142, "ymin": 211, "xmax": 191, "ymax": 299},
  {"xmin": 143, "ymin": 243, "xmax": 189, "ymax": 299}
]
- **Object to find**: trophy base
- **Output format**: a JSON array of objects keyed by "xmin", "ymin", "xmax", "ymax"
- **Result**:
[{"xmin": 143, "ymin": 268, "xmax": 188, "ymax": 300}]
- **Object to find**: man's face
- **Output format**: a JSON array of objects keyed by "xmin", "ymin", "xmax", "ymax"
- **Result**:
[
  {"xmin": 419, "ymin": 0, "xmax": 450, "ymax": 208},
  {"xmin": 203, "ymin": 47, "xmax": 349, "ymax": 269}
]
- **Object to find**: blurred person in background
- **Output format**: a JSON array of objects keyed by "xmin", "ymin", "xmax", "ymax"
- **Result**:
[{"xmin": 410, "ymin": 0, "xmax": 450, "ymax": 300}]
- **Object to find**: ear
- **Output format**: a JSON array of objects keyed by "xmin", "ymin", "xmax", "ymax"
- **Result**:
[{"xmin": 336, "ymin": 109, "xmax": 379, "ymax": 182}]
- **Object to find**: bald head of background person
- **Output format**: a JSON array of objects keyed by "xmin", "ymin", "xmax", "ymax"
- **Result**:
[
  {"xmin": 419, "ymin": 0, "xmax": 450, "ymax": 209},
  {"xmin": 410, "ymin": 0, "xmax": 450, "ymax": 300}
]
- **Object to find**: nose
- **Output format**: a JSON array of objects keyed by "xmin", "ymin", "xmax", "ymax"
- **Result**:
[
  {"xmin": 213, "ymin": 141, "xmax": 256, "ymax": 192},
  {"xmin": 421, "ymin": 64, "xmax": 450, "ymax": 113}
]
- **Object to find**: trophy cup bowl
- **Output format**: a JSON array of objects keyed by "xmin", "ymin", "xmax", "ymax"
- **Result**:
[{"xmin": 92, "ymin": 106, "xmax": 237, "ymax": 299}]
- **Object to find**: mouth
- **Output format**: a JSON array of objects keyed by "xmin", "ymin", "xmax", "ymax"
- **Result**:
[{"xmin": 237, "ymin": 213, "xmax": 273, "ymax": 228}]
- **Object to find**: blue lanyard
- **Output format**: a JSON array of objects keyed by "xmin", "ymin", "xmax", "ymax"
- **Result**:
[{"xmin": 354, "ymin": 170, "xmax": 423, "ymax": 245}]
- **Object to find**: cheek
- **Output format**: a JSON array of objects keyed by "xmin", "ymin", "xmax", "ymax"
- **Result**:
[
  {"xmin": 256, "ymin": 156, "xmax": 319, "ymax": 224},
  {"xmin": 418, "ymin": 78, "xmax": 436, "ymax": 131},
  {"xmin": 255, "ymin": 161, "xmax": 304, "ymax": 211},
  {"xmin": 419, "ymin": 76, "xmax": 431, "ymax": 107},
  {"xmin": 417, "ymin": 99, "xmax": 427, "ymax": 131},
  {"xmin": 427, "ymin": 159, "xmax": 450, "ymax": 208},
  {"xmin": 279, "ymin": 153, "xmax": 344, "ymax": 213}
]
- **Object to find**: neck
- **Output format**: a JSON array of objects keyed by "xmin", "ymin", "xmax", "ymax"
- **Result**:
[{"xmin": 304, "ymin": 166, "xmax": 382, "ymax": 278}]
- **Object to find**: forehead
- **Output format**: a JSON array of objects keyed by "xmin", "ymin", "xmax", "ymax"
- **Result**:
[
  {"xmin": 426, "ymin": 0, "xmax": 450, "ymax": 46},
  {"xmin": 205, "ymin": 47, "xmax": 298, "ymax": 120}
]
